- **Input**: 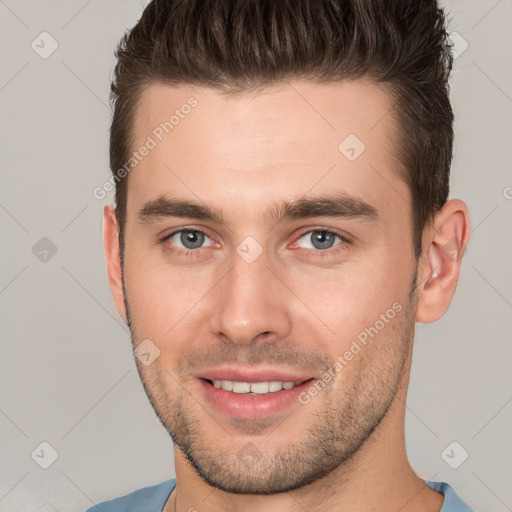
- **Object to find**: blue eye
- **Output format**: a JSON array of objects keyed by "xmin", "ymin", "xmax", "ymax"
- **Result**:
[
  {"xmin": 161, "ymin": 228, "xmax": 348, "ymax": 259},
  {"xmin": 166, "ymin": 229, "xmax": 213, "ymax": 250},
  {"xmin": 296, "ymin": 230, "xmax": 343, "ymax": 250}
]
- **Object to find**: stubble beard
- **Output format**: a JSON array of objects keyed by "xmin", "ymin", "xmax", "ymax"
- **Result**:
[{"xmin": 123, "ymin": 267, "xmax": 418, "ymax": 495}]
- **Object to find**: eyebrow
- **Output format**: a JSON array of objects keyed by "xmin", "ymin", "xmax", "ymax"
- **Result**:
[{"xmin": 137, "ymin": 193, "xmax": 379, "ymax": 226}]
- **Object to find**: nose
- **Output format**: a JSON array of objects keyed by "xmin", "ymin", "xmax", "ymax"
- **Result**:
[{"xmin": 208, "ymin": 248, "xmax": 292, "ymax": 346}]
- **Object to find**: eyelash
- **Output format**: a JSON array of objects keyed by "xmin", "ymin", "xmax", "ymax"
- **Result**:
[
  {"xmin": 292, "ymin": 229, "xmax": 350, "ymax": 259},
  {"xmin": 160, "ymin": 229, "xmax": 212, "ymax": 259},
  {"xmin": 160, "ymin": 228, "xmax": 351, "ymax": 259}
]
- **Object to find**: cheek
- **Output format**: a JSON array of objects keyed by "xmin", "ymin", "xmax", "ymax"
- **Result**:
[
  {"xmin": 123, "ymin": 248, "xmax": 219, "ymax": 342},
  {"xmin": 123, "ymin": 229, "xmax": 414, "ymax": 359},
  {"xmin": 286, "ymin": 256, "xmax": 410, "ymax": 336}
]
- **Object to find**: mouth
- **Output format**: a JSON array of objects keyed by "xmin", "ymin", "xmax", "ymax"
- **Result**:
[
  {"xmin": 197, "ymin": 372, "xmax": 316, "ymax": 420},
  {"xmin": 204, "ymin": 378, "xmax": 307, "ymax": 395}
]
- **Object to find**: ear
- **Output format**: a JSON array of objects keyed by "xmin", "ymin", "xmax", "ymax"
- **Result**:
[
  {"xmin": 416, "ymin": 199, "xmax": 470, "ymax": 324},
  {"xmin": 103, "ymin": 204, "xmax": 128, "ymax": 323}
]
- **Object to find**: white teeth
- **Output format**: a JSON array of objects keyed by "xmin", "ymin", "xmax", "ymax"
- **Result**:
[
  {"xmin": 268, "ymin": 381, "xmax": 283, "ymax": 392},
  {"xmin": 250, "ymin": 382, "xmax": 269, "ymax": 394},
  {"xmin": 210, "ymin": 380, "xmax": 302, "ymax": 394},
  {"xmin": 221, "ymin": 380, "xmax": 233, "ymax": 391},
  {"xmin": 232, "ymin": 381, "xmax": 251, "ymax": 393}
]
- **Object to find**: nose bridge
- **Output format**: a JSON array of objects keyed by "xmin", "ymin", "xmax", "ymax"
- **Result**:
[{"xmin": 209, "ymin": 247, "xmax": 291, "ymax": 345}]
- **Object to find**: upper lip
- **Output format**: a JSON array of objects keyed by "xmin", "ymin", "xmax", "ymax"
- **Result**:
[{"xmin": 197, "ymin": 367, "xmax": 314, "ymax": 384}]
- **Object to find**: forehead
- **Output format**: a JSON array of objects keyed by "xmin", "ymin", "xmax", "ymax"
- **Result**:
[
  {"xmin": 134, "ymin": 79, "xmax": 397, "ymax": 148},
  {"xmin": 128, "ymin": 79, "xmax": 407, "ymax": 217}
]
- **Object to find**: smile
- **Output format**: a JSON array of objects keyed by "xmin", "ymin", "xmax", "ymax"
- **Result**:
[
  {"xmin": 199, "ymin": 375, "xmax": 316, "ymax": 419},
  {"xmin": 209, "ymin": 379, "xmax": 305, "ymax": 395}
]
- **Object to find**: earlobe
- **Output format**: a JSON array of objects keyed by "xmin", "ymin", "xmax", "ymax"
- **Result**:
[
  {"xmin": 103, "ymin": 204, "xmax": 128, "ymax": 323},
  {"xmin": 415, "ymin": 199, "xmax": 470, "ymax": 324}
]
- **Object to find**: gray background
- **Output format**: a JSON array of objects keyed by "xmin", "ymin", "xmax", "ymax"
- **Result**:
[{"xmin": 1, "ymin": 1, "xmax": 511, "ymax": 510}]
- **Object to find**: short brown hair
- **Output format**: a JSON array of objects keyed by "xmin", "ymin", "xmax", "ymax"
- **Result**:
[{"xmin": 110, "ymin": 0, "xmax": 454, "ymax": 261}]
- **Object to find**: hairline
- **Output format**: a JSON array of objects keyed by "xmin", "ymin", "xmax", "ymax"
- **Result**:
[{"xmin": 115, "ymin": 75, "xmax": 427, "ymax": 262}]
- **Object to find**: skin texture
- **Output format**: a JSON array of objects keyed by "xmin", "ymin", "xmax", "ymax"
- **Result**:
[{"xmin": 103, "ymin": 79, "xmax": 470, "ymax": 512}]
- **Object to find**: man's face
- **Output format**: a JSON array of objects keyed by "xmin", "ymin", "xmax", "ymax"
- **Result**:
[{"xmin": 119, "ymin": 80, "xmax": 419, "ymax": 493}]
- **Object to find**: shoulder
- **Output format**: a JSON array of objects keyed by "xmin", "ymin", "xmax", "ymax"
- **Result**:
[
  {"xmin": 85, "ymin": 478, "xmax": 176, "ymax": 512},
  {"xmin": 423, "ymin": 480, "xmax": 476, "ymax": 512}
]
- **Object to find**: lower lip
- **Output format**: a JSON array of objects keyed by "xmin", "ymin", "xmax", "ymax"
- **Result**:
[{"xmin": 198, "ymin": 378, "xmax": 315, "ymax": 420}]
